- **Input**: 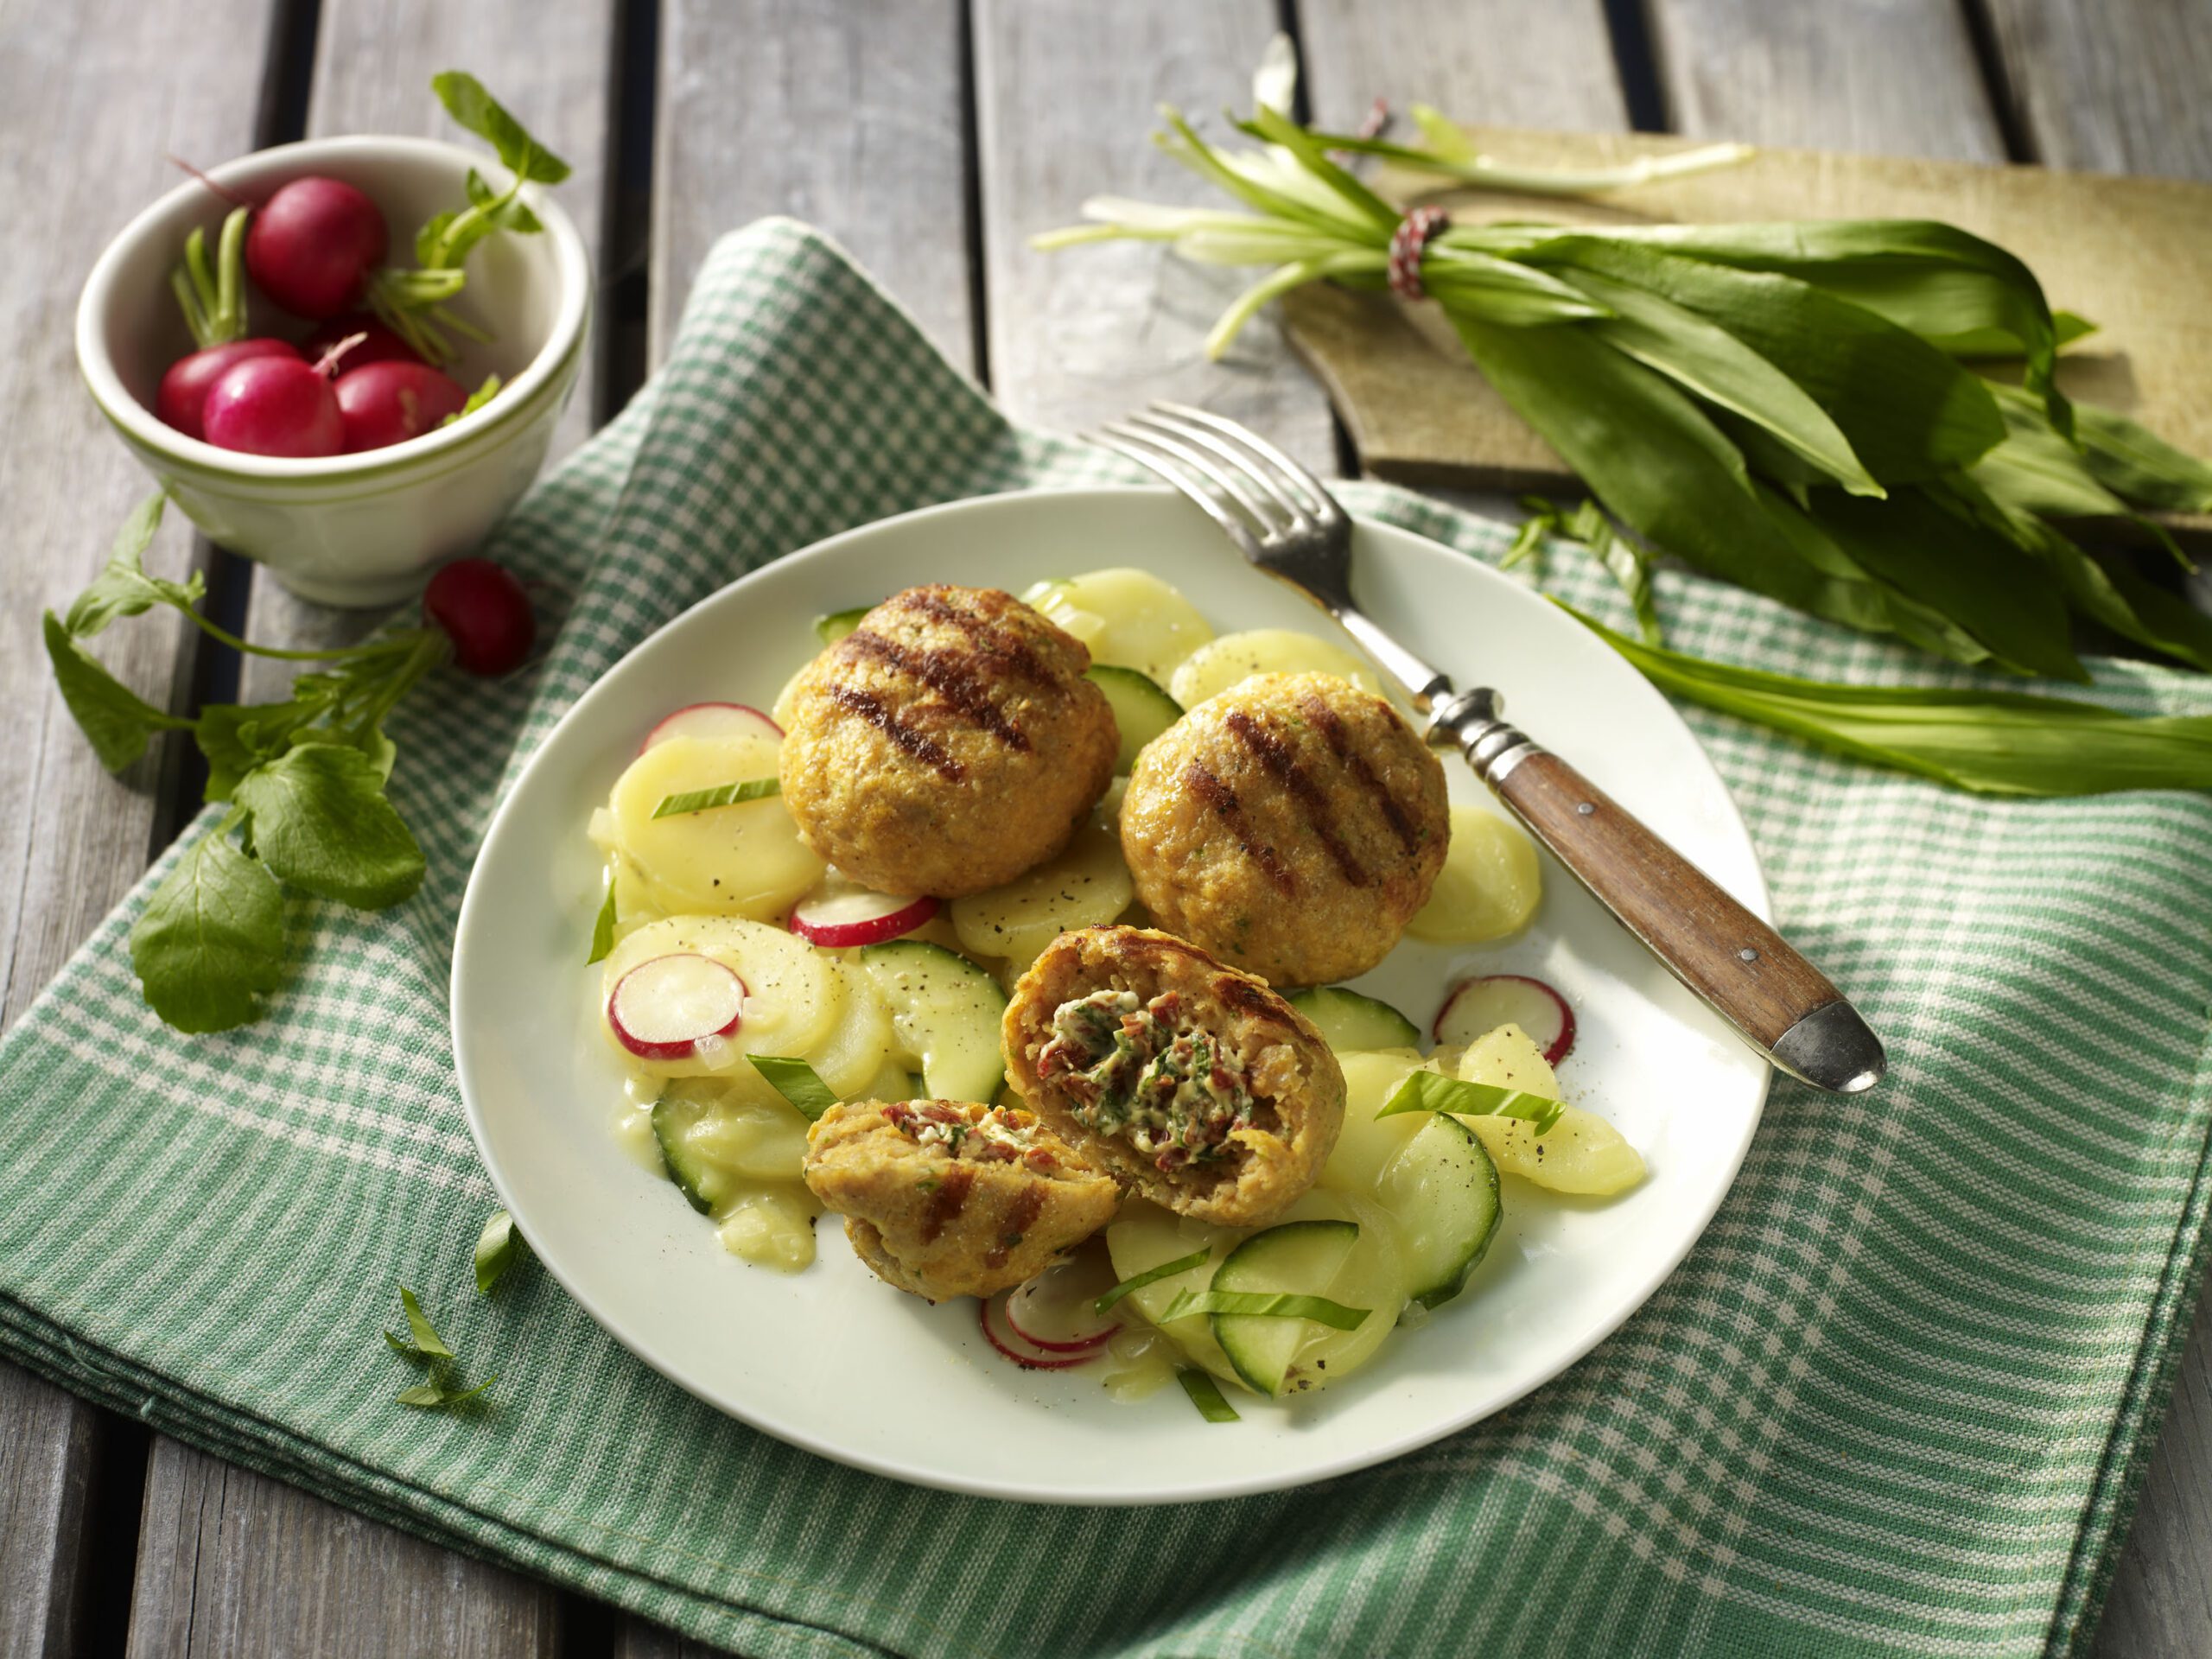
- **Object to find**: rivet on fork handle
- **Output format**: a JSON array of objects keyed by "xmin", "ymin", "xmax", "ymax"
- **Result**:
[{"xmin": 1428, "ymin": 689, "xmax": 1887, "ymax": 1095}]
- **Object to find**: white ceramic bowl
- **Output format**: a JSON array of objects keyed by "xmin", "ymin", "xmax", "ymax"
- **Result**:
[{"xmin": 75, "ymin": 135, "xmax": 590, "ymax": 607}]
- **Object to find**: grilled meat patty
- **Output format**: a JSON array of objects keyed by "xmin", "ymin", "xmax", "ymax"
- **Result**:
[
  {"xmin": 1002, "ymin": 925, "xmax": 1344, "ymax": 1227},
  {"xmin": 779, "ymin": 584, "xmax": 1118, "ymax": 898},
  {"xmin": 1119, "ymin": 671, "xmax": 1449, "ymax": 985},
  {"xmin": 804, "ymin": 1099, "xmax": 1120, "ymax": 1300}
]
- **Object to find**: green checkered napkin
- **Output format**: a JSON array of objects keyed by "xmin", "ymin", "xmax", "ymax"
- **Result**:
[{"xmin": 3, "ymin": 219, "xmax": 2209, "ymax": 1659}]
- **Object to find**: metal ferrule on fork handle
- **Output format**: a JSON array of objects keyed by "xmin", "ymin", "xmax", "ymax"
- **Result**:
[{"xmin": 1428, "ymin": 686, "xmax": 1541, "ymax": 785}]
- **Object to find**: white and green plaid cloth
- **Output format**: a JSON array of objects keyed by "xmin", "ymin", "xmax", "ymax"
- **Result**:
[{"xmin": 4, "ymin": 219, "xmax": 2210, "ymax": 1658}]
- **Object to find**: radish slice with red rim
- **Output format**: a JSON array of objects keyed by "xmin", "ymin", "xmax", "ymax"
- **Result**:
[
  {"xmin": 979, "ymin": 1292, "xmax": 1101, "ymax": 1370},
  {"xmin": 1433, "ymin": 974, "xmax": 1576, "ymax": 1065},
  {"xmin": 607, "ymin": 954, "xmax": 747, "ymax": 1061},
  {"xmin": 789, "ymin": 873, "xmax": 939, "ymax": 948},
  {"xmin": 1004, "ymin": 1247, "xmax": 1122, "ymax": 1351},
  {"xmin": 641, "ymin": 702, "xmax": 784, "ymax": 753}
]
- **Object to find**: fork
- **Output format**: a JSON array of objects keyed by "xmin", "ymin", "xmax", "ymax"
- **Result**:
[{"xmin": 1095, "ymin": 402, "xmax": 1886, "ymax": 1096}]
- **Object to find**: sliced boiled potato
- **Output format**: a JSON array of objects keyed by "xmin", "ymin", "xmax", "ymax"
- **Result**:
[
  {"xmin": 1104, "ymin": 1201, "xmax": 1240, "ymax": 1388},
  {"xmin": 656, "ymin": 1077, "xmax": 810, "ymax": 1182},
  {"xmin": 1458, "ymin": 1025, "xmax": 1644, "ymax": 1195},
  {"xmin": 610, "ymin": 732, "xmax": 824, "ymax": 921},
  {"xmin": 1167, "ymin": 627, "xmax": 1380, "ymax": 709},
  {"xmin": 716, "ymin": 1185, "xmax": 821, "ymax": 1271},
  {"xmin": 1319, "ymin": 1051, "xmax": 1428, "ymax": 1193},
  {"xmin": 1407, "ymin": 804, "xmax": 1542, "ymax": 944},
  {"xmin": 949, "ymin": 818, "xmax": 1133, "ymax": 971},
  {"xmin": 1220, "ymin": 1188, "xmax": 1403, "ymax": 1395},
  {"xmin": 804, "ymin": 958, "xmax": 902, "ymax": 1097},
  {"xmin": 1022, "ymin": 569, "xmax": 1213, "ymax": 683},
  {"xmin": 601, "ymin": 915, "xmax": 843, "ymax": 1075}
]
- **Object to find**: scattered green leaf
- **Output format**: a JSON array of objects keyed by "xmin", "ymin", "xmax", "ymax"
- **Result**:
[
  {"xmin": 397, "ymin": 1376, "xmax": 497, "ymax": 1408},
  {"xmin": 1178, "ymin": 1368, "xmax": 1242, "ymax": 1422},
  {"xmin": 1512, "ymin": 497, "xmax": 1662, "ymax": 645},
  {"xmin": 389, "ymin": 1286, "xmax": 455, "ymax": 1360},
  {"xmin": 1376, "ymin": 1069, "xmax": 1566, "ymax": 1134},
  {"xmin": 1157, "ymin": 1289, "xmax": 1371, "ymax": 1331},
  {"xmin": 587, "ymin": 874, "xmax": 618, "ymax": 964},
  {"xmin": 474, "ymin": 1211, "xmax": 526, "ymax": 1295},
  {"xmin": 748, "ymin": 1056, "xmax": 839, "ymax": 1122},
  {"xmin": 1093, "ymin": 1248, "xmax": 1211, "ymax": 1315},
  {"xmin": 652, "ymin": 777, "xmax": 781, "ymax": 818}
]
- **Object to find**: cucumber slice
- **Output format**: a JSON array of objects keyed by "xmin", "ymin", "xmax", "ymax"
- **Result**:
[
  {"xmin": 1086, "ymin": 664, "xmax": 1182, "ymax": 772},
  {"xmin": 652, "ymin": 1082, "xmax": 813, "ymax": 1217},
  {"xmin": 1209, "ymin": 1219, "xmax": 1362, "ymax": 1396},
  {"xmin": 1376, "ymin": 1111, "xmax": 1501, "ymax": 1311},
  {"xmin": 1287, "ymin": 986, "xmax": 1421, "ymax": 1053},
  {"xmin": 856, "ymin": 940, "xmax": 1008, "ymax": 1101},
  {"xmin": 815, "ymin": 605, "xmax": 872, "ymax": 645}
]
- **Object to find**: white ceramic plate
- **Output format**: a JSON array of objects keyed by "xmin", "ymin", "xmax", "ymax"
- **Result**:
[{"xmin": 453, "ymin": 487, "xmax": 1770, "ymax": 1504}]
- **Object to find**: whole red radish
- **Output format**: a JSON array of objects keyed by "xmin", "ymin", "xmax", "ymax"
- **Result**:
[
  {"xmin": 423, "ymin": 558, "xmax": 535, "ymax": 676},
  {"xmin": 335, "ymin": 361, "xmax": 469, "ymax": 453},
  {"xmin": 156, "ymin": 339, "xmax": 301, "ymax": 441},
  {"xmin": 301, "ymin": 311, "xmax": 422, "ymax": 368},
  {"xmin": 245, "ymin": 177, "xmax": 389, "ymax": 319},
  {"xmin": 200, "ymin": 353, "xmax": 346, "ymax": 458}
]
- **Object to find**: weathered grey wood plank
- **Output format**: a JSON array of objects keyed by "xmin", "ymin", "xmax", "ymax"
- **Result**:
[
  {"xmin": 137, "ymin": 5, "xmax": 615, "ymax": 1652},
  {"xmin": 1981, "ymin": 0, "xmax": 2212, "ymax": 178},
  {"xmin": 1644, "ymin": 0, "xmax": 2005, "ymax": 160},
  {"xmin": 614, "ymin": 1619, "xmax": 718, "ymax": 1659},
  {"xmin": 2095, "ymin": 1273, "xmax": 2212, "ymax": 1658},
  {"xmin": 0, "ymin": 0, "xmax": 279, "ymax": 1650},
  {"xmin": 126, "ymin": 1444, "xmax": 557, "ymax": 1659},
  {"xmin": 1296, "ymin": 0, "xmax": 1628, "ymax": 133},
  {"xmin": 972, "ymin": 0, "xmax": 1336, "ymax": 472},
  {"xmin": 652, "ymin": 0, "xmax": 973, "ymax": 370}
]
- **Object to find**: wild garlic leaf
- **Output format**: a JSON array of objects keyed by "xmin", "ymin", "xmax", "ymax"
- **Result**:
[
  {"xmin": 475, "ymin": 1210, "xmax": 526, "ymax": 1295},
  {"xmin": 63, "ymin": 492, "xmax": 204, "ymax": 638},
  {"xmin": 44, "ymin": 613, "xmax": 193, "ymax": 772},
  {"xmin": 431, "ymin": 72, "xmax": 571, "ymax": 184},
  {"xmin": 587, "ymin": 874, "xmax": 617, "ymax": 964},
  {"xmin": 1516, "ymin": 498, "xmax": 1662, "ymax": 646},
  {"xmin": 1564, "ymin": 603, "xmax": 2212, "ymax": 798},
  {"xmin": 127, "ymin": 830, "xmax": 286, "ymax": 1033},
  {"xmin": 232, "ymin": 744, "xmax": 425, "ymax": 910},
  {"xmin": 2057, "ymin": 396, "xmax": 2212, "ymax": 514}
]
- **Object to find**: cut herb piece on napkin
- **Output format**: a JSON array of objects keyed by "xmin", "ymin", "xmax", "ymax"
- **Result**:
[
  {"xmin": 383, "ymin": 1286, "xmax": 496, "ymax": 1408},
  {"xmin": 475, "ymin": 1211, "xmax": 527, "ymax": 1295}
]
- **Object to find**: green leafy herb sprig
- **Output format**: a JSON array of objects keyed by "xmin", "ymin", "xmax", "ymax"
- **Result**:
[
  {"xmin": 366, "ymin": 72, "xmax": 571, "ymax": 367},
  {"xmin": 385, "ymin": 1287, "xmax": 496, "ymax": 1408},
  {"xmin": 46, "ymin": 493, "xmax": 445, "ymax": 1033},
  {"xmin": 1037, "ymin": 85, "xmax": 2212, "ymax": 689}
]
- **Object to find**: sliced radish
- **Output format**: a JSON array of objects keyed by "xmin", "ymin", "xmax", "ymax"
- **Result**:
[
  {"xmin": 979, "ymin": 1292, "xmax": 1102, "ymax": 1370},
  {"xmin": 641, "ymin": 702, "xmax": 784, "ymax": 753},
  {"xmin": 789, "ymin": 872, "xmax": 939, "ymax": 948},
  {"xmin": 607, "ymin": 954, "xmax": 747, "ymax": 1061},
  {"xmin": 1433, "ymin": 974, "xmax": 1576, "ymax": 1065},
  {"xmin": 1004, "ymin": 1247, "xmax": 1122, "ymax": 1351}
]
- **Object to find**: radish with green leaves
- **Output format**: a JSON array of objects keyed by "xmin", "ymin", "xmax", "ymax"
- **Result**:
[{"xmin": 302, "ymin": 310, "xmax": 423, "ymax": 368}]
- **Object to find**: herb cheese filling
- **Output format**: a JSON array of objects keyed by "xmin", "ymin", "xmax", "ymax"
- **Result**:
[{"xmin": 1036, "ymin": 988, "xmax": 1254, "ymax": 1172}]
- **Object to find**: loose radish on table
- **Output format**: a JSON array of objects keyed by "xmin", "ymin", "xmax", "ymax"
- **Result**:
[
  {"xmin": 1003, "ymin": 1248, "xmax": 1122, "ymax": 1352},
  {"xmin": 1433, "ymin": 974, "xmax": 1576, "ymax": 1065},
  {"xmin": 301, "ymin": 311, "xmax": 422, "ymax": 368},
  {"xmin": 423, "ymin": 558, "xmax": 536, "ymax": 676},
  {"xmin": 199, "ymin": 333, "xmax": 361, "ymax": 458},
  {"xmin": 245, "ymin": 176, "xmax": 390, "ymax": 319},
  {"xmin": 979, "ymin": 1292, "xmax": 1104, "ymax": 1370},
  {"xmin": 642, "ymin": 702, "xmax": 785, "ymax": 752},
  {"xmin": 156, "ymin": 339, "xmax": 301, "ymax": 441},
  {"xmin": 789, "ymin": 873, "xmax": 938, "ymax": 949},
  {"xmin": 607, "ymin": 954, "xmax": 747, "ymax": 1062},
  {"xmin": 334, "ymin": 360, "xmax": 470, "ymax": 453}
]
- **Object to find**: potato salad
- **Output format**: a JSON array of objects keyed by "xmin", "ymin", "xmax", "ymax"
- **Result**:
[{"xmin": 583, "ymin": 567, "xmax": 1645, "ymax": 1415}]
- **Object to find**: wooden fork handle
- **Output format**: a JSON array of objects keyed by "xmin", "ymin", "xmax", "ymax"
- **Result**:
[{"xmin": 1432, "ymin": 690, "xmax": 1885, "ymax": 1094}]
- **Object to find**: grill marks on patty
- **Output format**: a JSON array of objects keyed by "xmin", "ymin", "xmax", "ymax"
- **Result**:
[
  {"xmin": 1224, "ymin": 709, "xmax": 1367, "ymax": 887},
  {"xmin": 841, "ymin": 629, "xmax": 1033, "ymax": 753},
  {"xmin": 1184, "ymin": 763, "xmax": 1297, "ymax": 894},
  {"xmin": 919, "ymin": 1162, "xmax": 976, "ymax": 1244},
  {"xmin": 1296, "ymin": 690, "xmax": 1423, "ymax": 856},
  {"xmin": 819, "ymin": 587, "xmax": 1058, "ymax": 771},
  {"xmin": 826, "ymin": 686, "xmax": 967, "ymax": 782},
  {"xmin": 983, "ymin": 1185, "xmax": 1047, "ymax": 1271}
]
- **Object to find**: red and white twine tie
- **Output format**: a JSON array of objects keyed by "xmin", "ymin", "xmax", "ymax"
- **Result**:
[{"xmin": 1387, "ymin": 207, "xmax": 1451, "ymax": 302}]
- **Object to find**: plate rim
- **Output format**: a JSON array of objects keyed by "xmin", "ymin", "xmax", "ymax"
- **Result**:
[{"xmin": 451, "ymin": 484, "xmax": 1773, "ymax": 1504}]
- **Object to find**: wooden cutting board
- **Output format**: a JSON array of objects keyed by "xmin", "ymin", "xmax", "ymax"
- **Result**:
[{"xmin": 1281, "ymin": 126, "xmax": 2212, "ymax": 523}]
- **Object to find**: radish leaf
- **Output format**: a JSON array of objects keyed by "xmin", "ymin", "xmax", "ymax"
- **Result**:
[
  {"xmin": 432, "ymin": 71, "xmax": 570, "ymax": 185},
  {"xmin": 232, "ymin": 745, "xmax": 426, "ymax": 910},
  {"xmin": 128, "ymin": 829, "xmax": 285, "ymax": 1033},
  {"xmin": 44, "ymin": 613, "xmax": 192, "ymax": 772},
  {"xmin": 64, "ymin": 492, "xmax": 201, "ymax": 638}
]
